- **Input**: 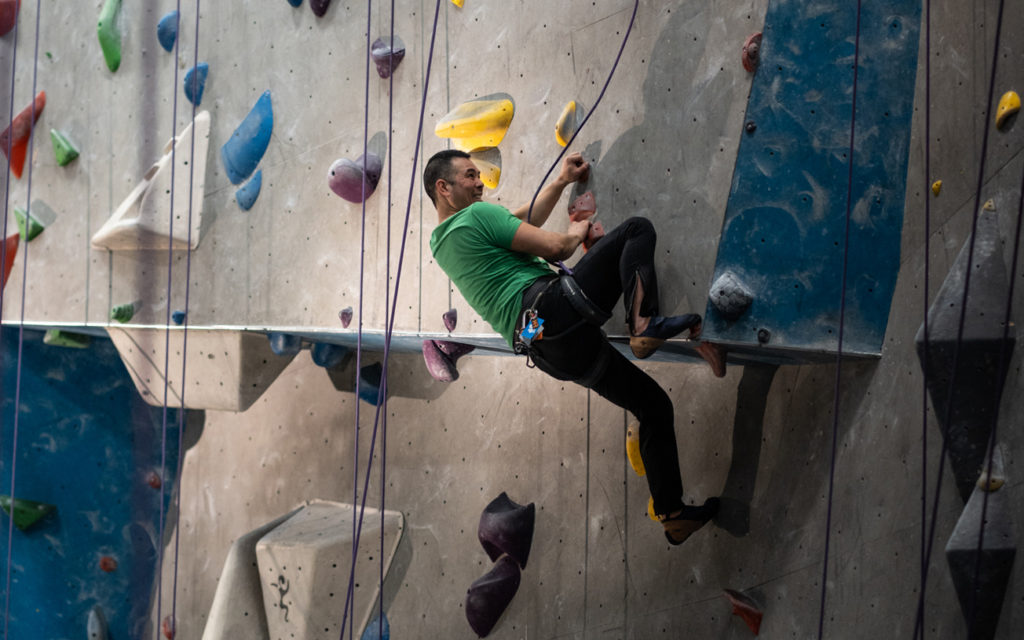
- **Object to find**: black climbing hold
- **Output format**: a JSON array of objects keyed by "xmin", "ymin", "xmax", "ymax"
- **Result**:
[
  {"xmin": 268, "ymin": 332, "xmax": 302, "ymax": 357},
  {"xmin": 311, "ymin": 342, "xmax": 347, "ymax": 369},
  {"xmin": 757, "ymin": 328, "xmax": 770, "ymax": 344},
  {"xmin": 709, "ymin": 270, "xmax": 753, "ymax": 320},
  {"xmin": 478, "ymin": 492, "xmax": 535, "ymax": 569},
  {"xmin": 915, "ymin": 211, "xmax": 1016, "ymax": 502},
  {"xmin": 745, "ymin": 121, "xmax": 756, "ymax": 133},
  {"xmin": 945, "ymin": 484, "xmax": 1017, "ymax": 640},
  {"xmin": 465, "ymin": 554, "xmax": 521, "ymax": 638}
]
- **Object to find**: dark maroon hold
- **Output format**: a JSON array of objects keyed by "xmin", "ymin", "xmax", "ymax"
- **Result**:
[
  {"xmin": 465, "ymin": 555, "xmax": 521, "ymax": 637},
  {"xmin": 478, "ymin": 492, "xmax": 535, "ymax": 569},
  {"xmin": 310, "ymin": 0, "xmax": 331, "ymax": 17}
]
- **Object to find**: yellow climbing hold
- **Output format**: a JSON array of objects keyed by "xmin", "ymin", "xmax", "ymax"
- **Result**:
[
  {"xmin": 451, "ymin": 0, "xmax": 464, "ymax": 6},
  {"xmin": 626, "ymin": 422, "xmax": 645, "ymax": 476},
  {"xmin": 647, "ymin": 496, "xmax": 658, "ymax": 522},
  {"xmin": 995, "ymin": 90, "xmax": 1019, "ymax": 130},
  {"xmin": 470, "ymin": 149, "xmax": 501, "ymax": 189},
  {"xmin": 931, "ymin": 180, "xmax": 942, "ymax": 196},
  {"xmin": 983, "ymin": 199, "xmax": 995, "ymax": 211},
  {"xmin": 555, "ymin": 101, "xmax": 579, "ymax": 147},
  {"xmin": 435, "ymin": 96, "xmax": 514, "ymax": 152}
]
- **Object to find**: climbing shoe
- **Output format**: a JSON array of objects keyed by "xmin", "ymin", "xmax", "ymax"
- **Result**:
[
  {"xmin": 659, "ymin": 497, "xmax": 720, "ymax": 546},
  {"xmin": 629, "ymin": 313, "xmax": 701, "ymax": 359}
]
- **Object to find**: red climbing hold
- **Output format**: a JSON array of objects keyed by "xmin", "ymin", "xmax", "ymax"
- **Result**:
[
  {"xmin": 99, "ymin": 555, "xmax": 118, "ymax": 573},
  {"xmin": 1, "ymin": 234, "xmax": 17, "ymax": 295},
  {"xmin": 723, "ymin": 588, "xmax": 763, "ymax": 635},
  {"xmin": 0, "ymin": 90, "xmax": 45, "ymax": 179},
  {"xmin": 0, "ymin": 0, "xmax": 19, "ymax": 37},
  {"xmin": 584, "ymin": 220, "xmax": 605, "ymax": 251},
  {"xmin": 568, "ymin": 190, "xmax": 596, "ymax": 222},
  {"xmin": 146, "ymin": 471, "xmax": 162, "ymax": 490},
  {"xmin": 161, "ymin": 615, "xmax": 175, "ymax": 639},
  {"xmin": 742, "ymin": 33, "xmax": 762, "ymax": 73}
]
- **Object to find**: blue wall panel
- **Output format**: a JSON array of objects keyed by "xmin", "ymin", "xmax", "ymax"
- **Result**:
[
  {"xmin": 705, "ymin": 0, "xmax": 921, "ymax": 356},
  {"xmin": 0, "ymin": 329, "xmax": 183, "ymax": 639}
]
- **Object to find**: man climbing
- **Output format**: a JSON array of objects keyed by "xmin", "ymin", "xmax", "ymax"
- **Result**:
[{"xmin": 425, "ymin": 149, "xmax": 724, "ymax": 545}]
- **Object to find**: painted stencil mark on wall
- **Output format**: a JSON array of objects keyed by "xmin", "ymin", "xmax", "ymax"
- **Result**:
[{"xmin": 274, "ymin": 574, "xmax": 291, "ymax": 621}]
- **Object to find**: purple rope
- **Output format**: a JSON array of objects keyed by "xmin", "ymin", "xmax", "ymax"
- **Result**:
[
  {"xmin": 156, "ymin": 2, "xmax": 186, "ymax": 635},
  {"xmin": 525, "ymin": 0, "xmax": 639, "ymax": 226},
  {"xmin": 912, "ymin": 0, "xmax": 1006, "ymax": 635},
  {"xmin": 917, "ymin": 2, "xmax": 931, "ymax": 637},
  {"xmin": 817, "ymin": 2, "xmax": 863, "ymax": 636},
  {"xmin": 2, "ymin": 1, "xmax": 41, "ymax": 636},
  {"xmin": 339, "ymin": 1, "xmax": 444, "ymax": 636},
  {"xmin": 170, "ymin": 0, "xmax": 202, "ymax": 629}
]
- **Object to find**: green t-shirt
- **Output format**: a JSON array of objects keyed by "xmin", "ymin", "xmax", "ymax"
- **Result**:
[{"xmin": 430, "ymin": 201, "xmax": 554, "ymax": 346}]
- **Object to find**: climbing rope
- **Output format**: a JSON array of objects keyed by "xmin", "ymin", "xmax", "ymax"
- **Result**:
[
  {"xmin": 2, "ymin": 1, "xmax": 42, "ymax": 637},
  {"xmin": 816, "ymin": 2, "xmax": 863, "ymax": 637},
  {"xmin": 169, "ymin": 0, "xmax": 203, "ymax": 634},
  {"xmin": 340, "ymin": 2, "xmax": 445, "ymax": 637},
  {"xmin": 525, "ymin": 0, "xmax": 639, "ymax": 227},
  {"xmin": 912, "ymin": 0, "xmax": 1007, "ymax": 635}
]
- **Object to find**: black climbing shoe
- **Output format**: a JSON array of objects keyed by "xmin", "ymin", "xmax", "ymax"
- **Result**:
[
  {"xmin": 659, "ymin": 497, "xmax": 720, "ymax": 546},
  {"xmin": 630, "ymin": 314, "xmax": 701, "ymax": 359}
]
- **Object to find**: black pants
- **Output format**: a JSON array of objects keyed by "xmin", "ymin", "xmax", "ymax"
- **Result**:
[{"xmin": 523, "ymin": 217, "xmax": 684, "ymax": 516}]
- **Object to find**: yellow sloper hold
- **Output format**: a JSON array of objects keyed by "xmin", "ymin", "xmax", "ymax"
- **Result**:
[
  {"xmin": 931, "ymin": 180, "xmax": 942, "ymax": 196},
  {"xmin": 626, "ymin": 422, "xmax": 646, "ymax": 476},
  {"xmin": 984, "ymin": 199, "xmax": 996, "ymax": 211},
  {"xmin": 647, "ymin": 496, "xmax": 659, "ymax": 522},
  {"xmin": 435, "ymin": 97, "xmax": 514, "ymax": 152},
  {"xmin": 555, "ymin": 101, "xmax": 578, "ymax": 147},
  {"xmin": 471, "ymin": 149, "xmax": 501, "ymax": 189},
  {"xmin": 996, "ymin": 90, "xmax": 1019, "ymax": 130},
  {"xmin": 451, "ymin": 0, "xmax": 464, "ymax": 6}
]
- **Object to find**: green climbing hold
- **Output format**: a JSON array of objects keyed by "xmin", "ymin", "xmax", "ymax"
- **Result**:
[
  {"xmin": 0, "ymin": 495, "xmax": 56, "ymax": 531},
  {"xmin": 50, "ymin": 129, "xmax": 79, "ymax": 166},
  {"xmin": 110, "ymin": 302, "xmax": 135, "ymax": 323},
  {"xmin": 43, "ymin": 330, "xmax": 91, "ymax": 348},
  {"xmin": 13, "ymin": 207, "xmax": 45, "ymax": 241},
  {"xmin": 97, "ymin": 0, "xmax": 123, "ymax": 72}
]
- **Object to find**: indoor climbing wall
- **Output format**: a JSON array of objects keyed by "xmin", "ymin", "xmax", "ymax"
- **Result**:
[{"xmin": 0, "ymin": 0, "xmax": 1022, "ymax": 639}]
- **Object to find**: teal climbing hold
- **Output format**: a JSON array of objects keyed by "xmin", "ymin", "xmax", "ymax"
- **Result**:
[
  {"xmin": 221, "ymin": 90, "xmax": 273, "ymax": 185},
  {"xmin": 50, "ymin": 129, "xmax": 79, "ymax": 166},
  {"xmin": 13, "ymin": 207, "xmax": 44, "ymax": 241},
  {"xmin": 157, "ymin": 10, "xmax": 178, "ymax": 52},
  {"xmin": 286, "ymin": 0, "xmax": 302, "ymax": 6},
  {"xmin": 171, "ymin": 310, "xmax": 186, "ymax": 325},
  {"xmin": 97, "ymin": 0, "xmax": 123, "ymax": 72},
  {"xmin": 43, "ymin": 330, "xmax": 91, "ymax": 348},
  {"xmin": 360, "ymin": 614, "xmax": 390, "ymax": 640},
  {"xmin": 358, "ymin": 362, "xmax": 384, "ymax": 405},
  {"xmin": 312, "ymin": 342, "xmax": 348, "ymax": 368},
  {"xmin": 0, "ymin": 495, "xmax": 56, "ymax": 531},
  {"xmin": 235, "ymin": 169, "xmax": 262, "ymax": 210},
  {"xmin": 184, "ymin": 62, "xmax": 209, "ymax": 106},
  {"xmin": 110, "ymin": 302, "xmax": 136, "ymax": 323}
]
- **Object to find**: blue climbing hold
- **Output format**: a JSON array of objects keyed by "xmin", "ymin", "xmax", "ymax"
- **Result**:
[
  {"xmin": 360, "ymin": 614, "xmax": 390, "ymax": 640},
  {"xmin": 311, "ymin": 342, "xmax": 348, "ymax": 369},
  {"xmin": 358, "ymin": 362, "xmax": 384, "ymax": 405},
  {"xmin": 268, "ymin": 332, "xmax": 302, "ymax": 357},
  {"xmin": 157, "ymin": 11, "xmax": 178, "ymax": 52},
  {"xmin": 236, "ymin": 169, "xmax": 262, "ymax": 211},
  {"xmin": 171, "ymin": 310, "xmax": 186, "ymax": 325},
  {"xmin": 286, "ymin": 0, "xmax": 302, "ymax": 6},
  {"xmin": 221, "ymin": 90, "xmax": 273, "ymax": 185},
  {"xmin": 184, "ymin": 62, "xmax": 209, "ymax": 106}
]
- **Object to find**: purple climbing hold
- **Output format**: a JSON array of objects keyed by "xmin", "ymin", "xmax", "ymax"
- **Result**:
[
  {"xmin": 236, "ymin": 169, "xmax": 262, "ymax": 211},
  {"xmin": 157, "ymin": 10, "xmax": 178, "ymax": 52},
  {"xmin": 221, "ymin": 90, "xmax": 273, "ymax": 185},
  {"xmin": 310, "ymin": 0, "xmax": 330, "ymax": 17},
  {"xmin": 478, "ymin": 492, "xmax": 535, "ymax": 569},
  {"xmin": 339, "ymin": 306, "xmax": 353, "ymax": 328},
  {"xmin": 370, "ymin": 36, "xmax": 405, "ymax": 79},
  {"xmin": 328, "ymin": 152, "xmax": 382, "ymax": 203},
  {"xmin": 443, "ymin": 308, "xmax": 457, "ymax": 331},
  {"xmin": 422, "ymin": 339, "xmax": 474, "ymax": 382},
  {"xmin": 465, "ymin": 555, "xmax": 521, "ymax": 638},
  {"xmin": 184, "ymin": 62, "xmax": 209, "ymax": 106}
]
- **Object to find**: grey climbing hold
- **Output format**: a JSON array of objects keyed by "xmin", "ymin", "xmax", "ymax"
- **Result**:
[
  {"xmin": 945, "ymin": 484, "xmax": 1017, "ymax": 640},
  {"xmin": 268, "ymin": 332, "xmax": 302, "ymax": 356},
  {"xmin": 88, "ymin": 605, "xmax": 108, "ymax": 640},
  {"xmin": 370, "ymin": 36, "xmax": 405, "ymax": 78},
  {"xmin": 465, "ymin": 555, "xmax": 521, "ymax": 638},
  {"xmin": 915, "ymin": 210, "xmax": 1016, "ymax": 502},
  {"xmin": 311, "ymin": 342, "xmax": 347, "ymax": 369},
  {"xmin": 709, "ymin": 270, "xmax": 753, "ymax": 320},
  {"xmin": 157, "ymin": 11, "xmax": 178, "ymax": 52},
  {"xmin": 478, "ymin": 492, "xmax": 535, "ymax": 569}
]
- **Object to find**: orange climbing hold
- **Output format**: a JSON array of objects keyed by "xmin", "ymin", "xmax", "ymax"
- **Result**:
[
  {"xmin": 742, "ymin": 33, "xmax": 762, "ymax": 73},
  {"xmin": 1, "ymin": 234, "xmax": 17, "ymax": 295},
  {"xmin": 0, "ymin": 90, "xmax": 45, "ymax": 179},
  {"xmin": 568, "ymin": 190, "xmax": 596, "ymax": 222},
  {"xmin": 723, "ymin": 588, "xmax": 763, "ymax": 635}
]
